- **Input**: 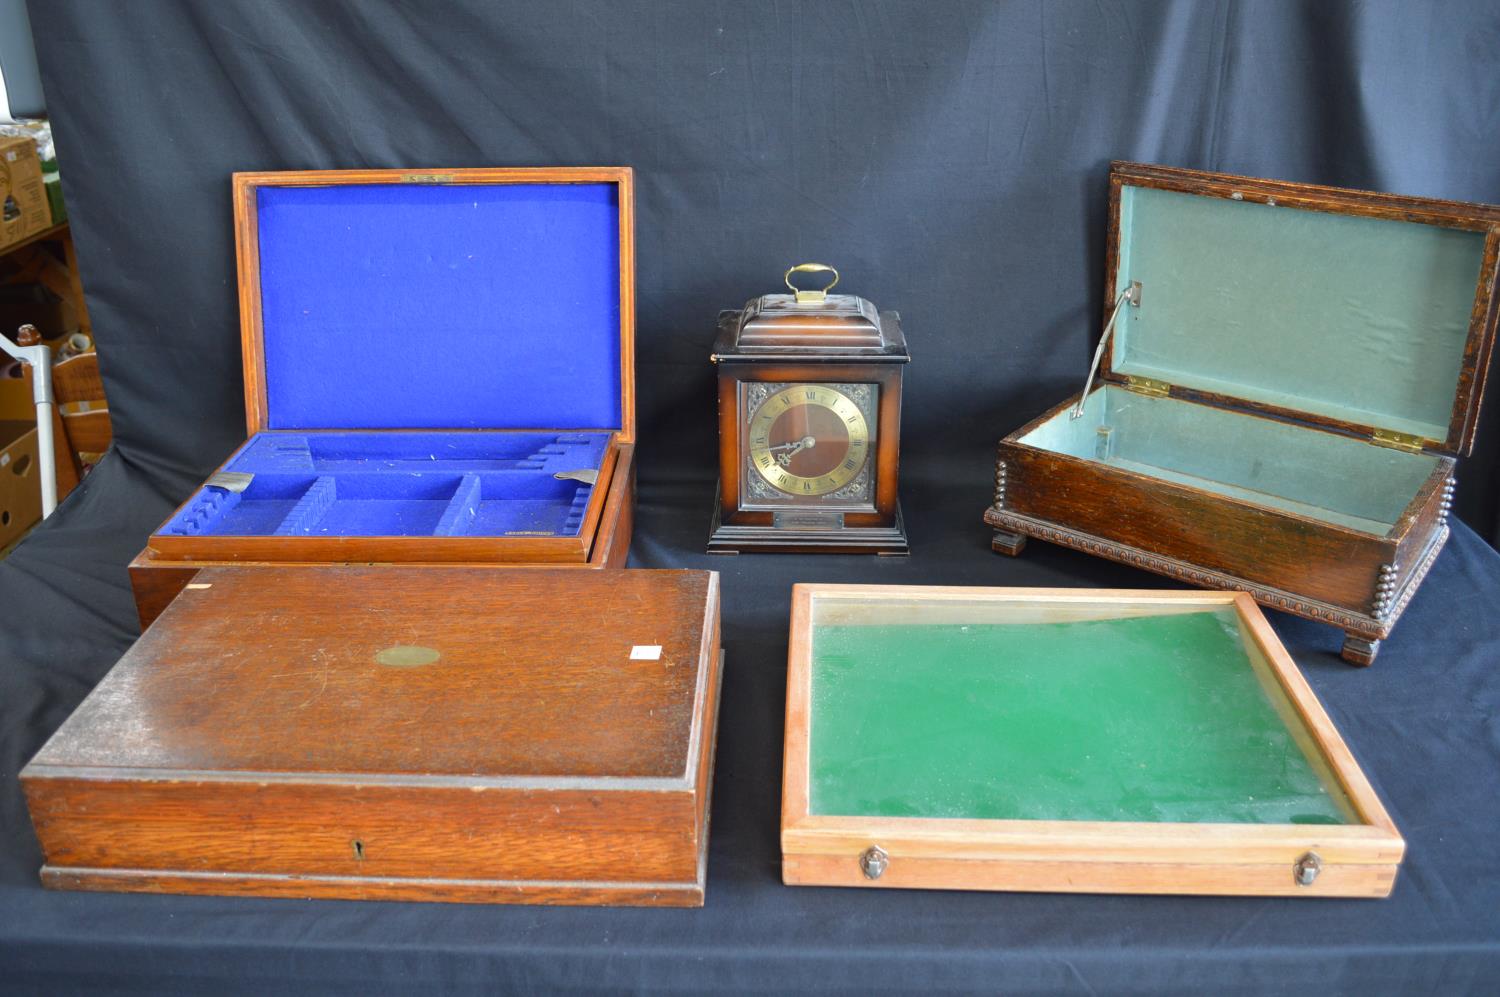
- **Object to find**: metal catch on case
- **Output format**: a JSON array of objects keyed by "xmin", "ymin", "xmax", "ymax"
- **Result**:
[
  {"xmin": 1294, "ymin": 851, "xmax": 1322, "ymax": 886},
  {"xmin": 859, "ymin": 845, "xmax": 889, "ymax": 880}
]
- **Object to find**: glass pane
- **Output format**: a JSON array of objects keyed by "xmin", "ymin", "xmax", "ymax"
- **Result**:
[{"xmin": 807, "ymin": 595, "xmax": 1354, "ymax": 825}]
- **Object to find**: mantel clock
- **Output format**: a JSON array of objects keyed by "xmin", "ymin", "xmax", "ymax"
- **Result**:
[{"xmin": 709, "ymin": 264, "xmax": 909, "ymax": 554}]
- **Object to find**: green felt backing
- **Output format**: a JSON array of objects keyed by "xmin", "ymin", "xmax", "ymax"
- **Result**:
[
  {"xmin": 1114, "ymin": 185, "xmax": 1486, "ymax": 442},
  {"xmin": 1019, "ymin": 385, "xmax": 1438, "ymax": 534},
  {"xmin": 808, "ymin": 609, "xmax": 1352, "ymax": 825}
]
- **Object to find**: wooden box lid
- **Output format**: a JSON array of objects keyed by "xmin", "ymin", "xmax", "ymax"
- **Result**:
[
  {"xmin": 235, "ymin": 168, "xmax": 636, "ymax": 443},
  {"xmin": 23, "ymin": 565, "xmax": 721, "ymax": 906},
  {"xmin": 1100, "ymin": 162, "xmax": 1500, "ymax": 456}
]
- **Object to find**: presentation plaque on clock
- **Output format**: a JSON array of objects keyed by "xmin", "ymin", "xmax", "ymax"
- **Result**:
[{"xmin": 709, "ymin": 264, "xmax": 909, "ymax": 554}]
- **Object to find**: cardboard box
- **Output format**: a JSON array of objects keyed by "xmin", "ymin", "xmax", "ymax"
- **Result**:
[
  {"xmin": 0, "ymin": 373, "xmax": 32, "ymax": 421},
  {"xmin": 0, "ymin": 136, "xmax": 50, "ymax": 253},
  {"xmin": 0, "ymin": 420, "xmax": 42, "ymax": 549}
]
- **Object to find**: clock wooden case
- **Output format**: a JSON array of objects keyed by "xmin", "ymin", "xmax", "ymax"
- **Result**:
[
  {"xmin": 709, "ymin": 264, "xmax": 909, "ymax": 554},
  {"xmin": 986, "ymin": 162, "xmax": 1500, "ymax": 666},
  {"xmin": 129, "ymin": 167, "xmax": 637, "ymax": 627}
]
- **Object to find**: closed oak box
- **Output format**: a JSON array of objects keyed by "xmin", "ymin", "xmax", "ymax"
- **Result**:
[
  {"xmin": 23, "ymin": 566, "xmax": 723, "ymax": 906},
  {"xmin": 130, "ymin": 168, "xmax": 638, "ymax": 627},
  {"xmin": 986, "ymin": 162, "xmax": 1500, "ymax": 666}
]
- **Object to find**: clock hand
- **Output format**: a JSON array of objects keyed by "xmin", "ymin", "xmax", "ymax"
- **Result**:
[
  {"xmin": 773, "ymin": 435, "xmax": 818, "ymax": 466},
  {"xmin": 768, "ymin": 436, "xmax": 817, "ymax": 454}
]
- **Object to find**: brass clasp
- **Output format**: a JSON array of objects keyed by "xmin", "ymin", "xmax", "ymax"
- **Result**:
[{"xmin": 1371, "ymin": 429, "xmax": 1425, "ymax": 454}]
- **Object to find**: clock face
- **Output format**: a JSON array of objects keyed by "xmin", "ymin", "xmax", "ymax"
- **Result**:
[{"xmin": 746, "ymin": 384, "xmax": 872, "ymax": 497}]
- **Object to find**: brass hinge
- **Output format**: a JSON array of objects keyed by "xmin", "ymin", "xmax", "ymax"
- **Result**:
[
  {"xmin": 401, "ymin": 173, "xmax": 455, "ymax": 183},
  {"xmin": 1371, "ymin": 429, "xmax": 1426, "ymax": 454},
  {"xmin": 1123, "ymin": 375, "xmax": 1171, "ymax": 398}
]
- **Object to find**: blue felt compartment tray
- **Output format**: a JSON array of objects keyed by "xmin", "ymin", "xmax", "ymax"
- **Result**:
[{"xmin": 160, "ymin": 431, "xmax": 609, "ymax": 539}]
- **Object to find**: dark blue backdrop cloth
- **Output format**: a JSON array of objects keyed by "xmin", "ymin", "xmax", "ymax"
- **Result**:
[{"xmin": 3, "ymin": 1, "xmax": 1500, "ymax": 993}]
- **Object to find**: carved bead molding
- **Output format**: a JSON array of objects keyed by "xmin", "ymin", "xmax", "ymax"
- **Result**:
[
  {"xmin": 984, "ymin": 509, "xmax": 1451, "ymax": 641},
  {"xmin": 1372, "ymin": 563, "xmax": 1401, "ymax": 621}
]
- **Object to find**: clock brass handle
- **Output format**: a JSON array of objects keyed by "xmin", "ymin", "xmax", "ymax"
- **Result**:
[{"xmin": 784, "ymin": 262, "xmax": 840, "ymax": 303}]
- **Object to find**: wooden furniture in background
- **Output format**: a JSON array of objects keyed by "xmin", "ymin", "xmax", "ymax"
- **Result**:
[
  {"xmin": 24, "ymin": 565, "xmax": 724, "ymax": 906},
  {"xmin": 1, "ymin": 223, "xmax": 92, "ymax": 343},
  {"xmin": 16, "ymin": 324, "xmax": 110, "ymax": 504}
]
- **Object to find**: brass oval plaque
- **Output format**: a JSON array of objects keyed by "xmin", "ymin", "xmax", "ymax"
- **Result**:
[{"xmin": 375, "ymin": 645, "xmax": 441, "ymax": 668}]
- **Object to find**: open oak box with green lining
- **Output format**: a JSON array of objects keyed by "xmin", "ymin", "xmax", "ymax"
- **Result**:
[
  {"xmin": 781, "ymin": 584, "xmax": 1404, "ymax": 898},
  {"xmin": 985, "ymin": 162, "xmax": 1500, "ymax": 666}
]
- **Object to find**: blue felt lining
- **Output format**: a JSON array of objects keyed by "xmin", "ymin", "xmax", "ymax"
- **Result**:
[
  {"xmin": 256, "ymin": 183, "xmax": 622, "ymax": 430},
  {"xmin": 160, "ymin": 431, "xmax": 610, "ymax": 538}
]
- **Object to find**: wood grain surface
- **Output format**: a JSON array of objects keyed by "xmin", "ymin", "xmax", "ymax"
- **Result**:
[
  {"xmin": 997, "ymin": 427, "xmax": 1395, "ymax": 612},
  {"xmin": 24, "ymin": 564, "xmax": 722, "ymax": 906}
]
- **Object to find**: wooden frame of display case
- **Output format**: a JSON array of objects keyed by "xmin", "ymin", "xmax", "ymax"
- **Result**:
[{"xmin": 781, "ymin": 584, "xmax": 1405, "ymax": 898}]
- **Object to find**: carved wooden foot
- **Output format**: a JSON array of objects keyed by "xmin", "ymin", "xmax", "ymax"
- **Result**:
[
  {"xmin": 1341, "ymin": 633, "xmax": 1380, "ymax": 667},
  {"xmin": 991, "ymin": 530, "xmax": 1027, "ymax": 556}
]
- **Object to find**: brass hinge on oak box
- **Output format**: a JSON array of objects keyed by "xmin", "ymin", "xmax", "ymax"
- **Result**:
[
  {"xmin": 1371, "ymin": 429, "xmax": 1426, "ymax": 454},
  {"xmin": 1123, "ymin": 375, "xmax": 1171, "ymax": 398}
]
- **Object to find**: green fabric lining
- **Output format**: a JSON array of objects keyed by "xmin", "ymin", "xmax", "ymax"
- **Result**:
[
  {"xmin": 1113, "ymin": 185, "xmax": 1484, "ymax": 441},
  {"xmin": 1020, "ymin": 385, "xmax": 1436, "ymax": 534},
  {"xmin": 808, "ymin": 610, "xmax": 1351, "ymax": 824}
]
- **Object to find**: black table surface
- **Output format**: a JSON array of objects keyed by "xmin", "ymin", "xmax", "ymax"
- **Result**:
[{"xmin": 2, "ymin": 460, "xmax": 1498, "ymax": 995}]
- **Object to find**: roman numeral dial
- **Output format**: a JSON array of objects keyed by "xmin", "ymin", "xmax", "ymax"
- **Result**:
[{"xmin": 746, "ymin": 384, "xmax": 870, "ymax": 496}]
